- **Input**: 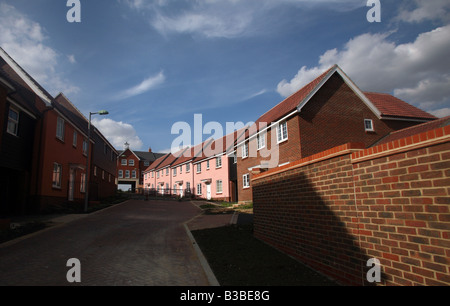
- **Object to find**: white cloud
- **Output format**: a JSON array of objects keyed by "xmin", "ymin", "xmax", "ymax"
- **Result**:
[
  {"xmin": 430, "ymin": 108, "xmax": 450, "ymax": 118},
  {"xmin": 0, "ymin": 3, "xmax": 79, "ymax": 95},
  {"xmin": 122, "ymin": 0, "xmax": 364, "ymax": 38},
  {"xmin": 397, "ymin": 0, "xmax": 450, "ymax": 23},
  {"xmin": 92, "ymin": 118, "xmax": 144, "ymax": 150},
  {"xmin": 276, "ymin": 25, "xmax": 450, "ymax": 115},
  {"xmin": 117, "ymin": 71, "xmax": 165, "ymax": 100}
]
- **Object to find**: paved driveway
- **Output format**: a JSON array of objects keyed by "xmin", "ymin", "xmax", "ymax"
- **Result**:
[{"xmin": 0, "ymin": 200, "xmax": 211, "ymax": 286}]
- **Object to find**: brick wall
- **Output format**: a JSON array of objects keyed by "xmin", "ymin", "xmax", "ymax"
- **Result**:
[{"xmin": 252, "ymin": 125, "xmax": 450, "ymax": 286}]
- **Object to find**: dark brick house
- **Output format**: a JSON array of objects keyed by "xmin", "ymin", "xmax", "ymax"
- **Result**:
[{"xmin": 236, "ymin": 65, "xmax": 437, "ymax": 203}]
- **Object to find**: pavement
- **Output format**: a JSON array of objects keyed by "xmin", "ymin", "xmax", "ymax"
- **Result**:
[{"xmin": 0, "ymin": 199, "xmax": 247, "ymax": 286}]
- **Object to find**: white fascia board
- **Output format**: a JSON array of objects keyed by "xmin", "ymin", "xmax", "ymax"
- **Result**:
[
  {"xmin": 7, "ymin": 97, "xmax": 37, "ymax": 119},
  {"xmin": 0, "ymin": 48, "xmax": 52, "ymax": 106}
]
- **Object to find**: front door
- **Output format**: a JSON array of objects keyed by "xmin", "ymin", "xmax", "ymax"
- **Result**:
[
  {"xmin": 180, "ymin": 185, "xmax": 184, "ymax": 198},
  {"xmin": 206, "ymin": 184, "xmax": 211, "ymax": 200},
  {"xmin": 68, "ymin": 168, "xmax": 75, "ymax": 201}
]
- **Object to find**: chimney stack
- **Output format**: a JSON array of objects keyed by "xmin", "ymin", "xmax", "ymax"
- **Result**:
[{"xmin": 148, "ymin": 147, "xmax": 152, "ymax": 153}]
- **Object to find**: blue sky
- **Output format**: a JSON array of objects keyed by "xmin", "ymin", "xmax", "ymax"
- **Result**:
[{"xmin": 1, "ymin": 0, "xmax": 449, "ymax": 153}]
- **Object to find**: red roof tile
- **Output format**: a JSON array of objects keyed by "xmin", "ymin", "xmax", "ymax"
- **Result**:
[
  {"xmin": 364, "ymin": 92, "xmax": 437, "ymax": 120},
  {"xmin": 372, "ymin": 116, "xmax": 450, "ymax": 146}
]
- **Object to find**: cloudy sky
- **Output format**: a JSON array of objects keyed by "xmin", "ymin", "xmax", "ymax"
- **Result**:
[{"xmin": 1, "ymin": 0, "xmax": 449, "ymax": 152}]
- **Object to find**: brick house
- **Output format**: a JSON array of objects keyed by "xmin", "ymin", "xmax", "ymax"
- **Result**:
[
  {"xmin": 55, "ymin": 93, "xmax": 118, "ymax": 201},
  {"xmin": 117, "ymin": 144, "xmax": 165, "ymax": 192},
  {"xmin": 0, "ymin": 47, "xmax": 118, "ymax": 213},
  {"xmin": 236, "ymin": 65, "xmax": 437, "ymax": 203},
  {"xmin": 143, "ymin": 132, "xmax": 239, "ymax": 201}
]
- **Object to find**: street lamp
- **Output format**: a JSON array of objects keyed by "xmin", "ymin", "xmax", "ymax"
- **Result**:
[{"xmin": 84, "ymin": 110, "xmax": 109, "ymax": 213}]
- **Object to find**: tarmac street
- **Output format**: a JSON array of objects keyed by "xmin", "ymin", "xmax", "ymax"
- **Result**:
[{"xmin": 0, "ymin": 200, "xmax": 215, "ymax": 286}]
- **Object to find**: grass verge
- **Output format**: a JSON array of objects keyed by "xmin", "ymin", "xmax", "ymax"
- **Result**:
[{"xmin": 191, "ymin": 222, "xmax": 338, "ymax": 286}]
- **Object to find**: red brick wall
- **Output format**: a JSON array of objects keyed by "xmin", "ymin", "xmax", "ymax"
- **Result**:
[
  {"xmin": 298, "ymin": 73, "xmax": 417, "ymax": 158},
  {"xmin": 252, "ymin": 126, "xmax": 450, "ymax": 286}
]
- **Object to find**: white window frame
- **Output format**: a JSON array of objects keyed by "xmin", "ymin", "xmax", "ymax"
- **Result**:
[
  {"xmin": 179, "ymin": 165, "xmax": 182, "ymax": 174},
  {"xmin": 121, "ymin": 159, "xmax": 127, "ymax": 166},
  {"xmin": 56, "ymin": 117, "xmax": 65, "ymax": 141},
  {"xmin": 257, "ymin": 132, "xmax": 266, "ymax": 150},
  {"xmin": 186, "ymin": 163, "xmax": 191, "ymax": 173},
  {"xmin": 80, "ymin": 173, "xmax": 86, "ymax": 193},
  {"xmin": 173, "ymin": 168, "xmax": 177, "ymax": 176},
  {"xmin": 242, "ymin": 142, "xmax": 249, "ymax": 159},
  {"xmin": 7, "ymin": 107, "xmax": 19, "ymax": 136},
  {"xmin": 216, "ymin": 180, "xmax": 223, "ymax": 194},
  {"xmin": 132, "ymin": 170, "xmax": 137, "ymax": 179},
  {"xmin": 365, "ymin": 119, "xmax": 374, "ymax": 132},
  {"xmin": 216, "ymin": 157, "xmax": 222, "ymax": 168},
  {"xmin": 52, "ymin": 163, "xmax": 62, "ymax": 188},
  {"xmin": 73, "ymin": 131, "xmax": 77, "ymax": 147},
  {"xmin": 243, "ymin": 174, "xmax": 250, "ymax": 189},
  {"xmin": 197, "ymin": 183, "xmax": 202, "ymax": 195},
  {"xmin": 129, "ymin": 159, "xmax": 135, "ymax": 166},
  {"xmin": 197, "ymin": 163, "xmax": 201, "ymax": 173},
  {"xmin": 82, "ymin": 139, "xmax": 88, "ymax": 156},
  {"xmin": 277, "ymin": 121, "xmax": 288, "ymax": 143},
  {"xmin": 118, "ymin": 170, "xmax": 123, "ymax": 178},
  {"xmin": 166, "ymin": 168, "xmax": 169, "ymax": 176},
  {"xmin": 125, "ymin": 170, "xmax": 130, "ymax": 178},
  {"xmin": 206, "ymin": 160, "xmax": 210, "ymax": 169}
]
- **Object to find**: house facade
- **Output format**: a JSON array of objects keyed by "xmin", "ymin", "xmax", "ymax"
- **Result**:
[
  {"xmin": 143, "ymin": 133, "xmax": 238, "ymax": 201},
  {"xmin": 235, "ymin": 65, "xmax": 437, "ymax": 203},
  {"xmin": 117, "ymin": 145, "xmax": 165, "ymax": 192},
  {"xmin": 0, "ymin": 47, "xmax": 118, "ymax": 214}
]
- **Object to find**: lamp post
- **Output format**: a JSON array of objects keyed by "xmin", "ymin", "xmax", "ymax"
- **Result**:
[{"xmin": 84, "ymin": 110, "xmax": 109, "ymax": 213}]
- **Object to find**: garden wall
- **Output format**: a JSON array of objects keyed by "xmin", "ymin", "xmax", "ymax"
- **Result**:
[{"xmin": 252, "ymin": 125, "xmax": 450, "ymax": 286}]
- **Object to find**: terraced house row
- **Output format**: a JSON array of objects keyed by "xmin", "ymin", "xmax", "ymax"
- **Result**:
[
  {"xmin": 0, "ymin": 48, "xmax": 118, "ymax": 214},
  {"xmin": 138, "ymin": 64, "xmax": 438, "ymax": 203}
]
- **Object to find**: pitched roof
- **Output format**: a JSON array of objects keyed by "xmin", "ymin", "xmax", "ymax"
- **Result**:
[
  {"xmin": 256, "ymin": 65, "xmax": 335, "ymax": 126},
  {"xmin": 145, "ymin": 153, "xmax": 171, "ymax": 172},
  {"xmin": 371, "ymin": 116, "xmax": 450, "ymax": 147},
  {"xmin": 249, "ymin": 65, "xmax": 436, "ymax": 141},
  {"xmin": 364, "ymin": 92, "xmax": 437, "ymax": 120}
]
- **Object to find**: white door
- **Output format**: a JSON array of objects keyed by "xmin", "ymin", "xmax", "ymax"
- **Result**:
[
  {"xmin": 206, "ymin": 184, "xmax": 211, "ymax": 200},
  {"xmin": 68, "ymin": 168, "xmax": 75, "ymax": 201},
  {"xmin": 180, "ymin": 185, "xmax": 184, "ymax": 198}
]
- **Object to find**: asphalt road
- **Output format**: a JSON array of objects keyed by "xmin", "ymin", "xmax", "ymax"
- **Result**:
[{"xmin": 0, "ymin": 200, "xmax": 211, "ymax": 286}]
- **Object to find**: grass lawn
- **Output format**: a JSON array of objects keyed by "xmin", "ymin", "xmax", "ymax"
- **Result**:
[{"xmin": 191, "ymin": 220, "xmax": 338, "ymax": 286}]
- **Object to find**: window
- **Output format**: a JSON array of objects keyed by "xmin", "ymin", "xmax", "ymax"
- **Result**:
[
  {"xmin": 243, "ymin": 174, "xmax": 250, "ymax": 188},
  {"xmin": 186, "ymin": 163, "xmax": 190, "ymax": 173},
  {"xmin": 365, "ymin": 119, "xmax": 374, "ymax": 132},
  {"xmin": 174, "ymin": 184, "xmax": 178, "ymax": 195},
  {"xmin": 257, "ymin": 133, "xmax": 266, "ymax": 150},
  {"xmin": 157, "ymin": 171, "xmax": 160, "ymax": 178},
  {"xmin": 56, "ymin": 117, "xmax": 65, "ymax": 141},
  {"xmin": 173, "ymin": 168, "xmax": 177, "ymax": 176},
  {"xmin": 197, "ymin": 163, "xmax": 201, "ymax": 173},
  {"xmin": 197, "ymin": 183, "xmax": 202, "ymax": 195},
  {"xmin": 80, "ymin": 173, "xmax": 86, "ymax": 193},
  {"xmin": 129, "ymin": 159, "xmax": 135, "ymax": 166},
  {"xmin": 121, "ymin": 159, "xmax": 127, "ymax": 166},
  {"xmin": 186, "ymin": 182, "xmax": 191, "ymax": 193},
  {"xmin": 52, "ymin": 163, "xmax": 62, "ymax": 188},
  {"xmin": 206, "ymin": 160, "xmax": 210, "ymax": 169},
  {"xmin": 7, "ymin": 108, "xmax": 19, "ymax": 136},
  {"xmin": 132, "ymin": 170, "xmax": 137, "ymax": 178},
  {"xmin": 73, "ymin": 131, "xmax": 77, "ymax": 147},
  {"xmin": 179, "ymin": 165, "xmax": 182, "ymax": 174},
  {"xmin": 144, "ymin": 161, "xmax": 150, "ymax": 167},
  {"xmin": 83, "ymin": 139, "xmax": 88, "ymax": 155},
  {"xmin": 242, "ymin": 142, "xmax": 249, "ymax": 158},
  {"xmin": 277, "ymin": 121, "xmax": 288, "ymax": 143},
  {"xmin": 151, "ymin": 171, "xmax": 154, "ymax": 178},
  {"xmin": 216, "ymin": 180, "xmax": 223, "ymax": 194},
  {"xmin": 216, "ymin": 157, "xmax": 222, "ymax": 168},
  {"xmin": 233, "ymin": 154, "xmax": 237, "ymax": 164},
  {"xmin": 125, "ymin": 170, "xmax": 130, "ymax": 178},
  {"xmin": 166, "ymin": 168, "xmax": 169, "ymax": 176},
  {"xmin": 118, "ymin": 170, "xmax": 123, "ymax": 178}
]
